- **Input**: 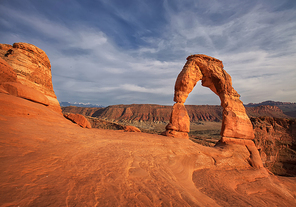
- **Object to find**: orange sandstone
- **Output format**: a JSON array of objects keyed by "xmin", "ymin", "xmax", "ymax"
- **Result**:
[
  {"xmin": 0, "ymin": 42, "xmax": 61, "ymax": 113},
  {"xmin": 164, "ymin": 54, "xmax": 262, "ymax": 168},
  {"xmin": 64, "ymin": 113, "xmax": 92, "ymax": 129},
  {"xmin": 0, "ymin": 57, "xmax": 17, "ymax": 83},
  {"xmin": 166, "ymin": 54, "xmax": 254, "ymax": 140},
  {"xmin": 124, "ymin": 125, "xmax": 141, "ymax": 132}
]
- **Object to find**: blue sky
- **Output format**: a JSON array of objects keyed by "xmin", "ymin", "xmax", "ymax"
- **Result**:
[{"xmin": 1, "ymin": 0, "xmax": 295, "ymax": 106}]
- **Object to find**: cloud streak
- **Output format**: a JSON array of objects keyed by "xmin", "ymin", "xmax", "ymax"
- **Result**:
[{"xmin": 0, "ymin": 0, "xmax": 295, "ymax": 106}]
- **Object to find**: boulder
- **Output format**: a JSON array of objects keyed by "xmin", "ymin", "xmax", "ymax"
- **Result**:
[
  {"xmin": 123, "ymin": 125, "xmax": 141, "ymax": 132},
  {"xmin": 0, "ymin": 42, "xmax": 61, "ymax": 113},
  {"xmin": 2, "ymin": 82, "xmax": 49, "ymax": 106},
  {"xmin": 64, "ymin": 113, "xmax": 92, "ymax": 129}
]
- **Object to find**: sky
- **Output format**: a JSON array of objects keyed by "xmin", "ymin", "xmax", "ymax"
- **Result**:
[{"xmin": 0, "ymin": 0, "xmax": 295, "ymax": 106}]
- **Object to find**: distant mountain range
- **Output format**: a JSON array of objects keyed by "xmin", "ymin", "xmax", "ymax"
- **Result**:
[
  {"xmin": 60, "ymin": 102, "xmax": 104, "ymax": 108},
  {"xmin": 61, "ymin": 101, "xmax": 296, "ymax": 123}
]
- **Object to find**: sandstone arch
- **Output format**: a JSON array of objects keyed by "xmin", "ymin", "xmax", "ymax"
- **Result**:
[
  {"xmin": 164, "ymin": 54, "xmax": 254, "ymax": 141},
  {"xmin": 163, "ymin": 54, "xmax": 263, "ymax": 168}
]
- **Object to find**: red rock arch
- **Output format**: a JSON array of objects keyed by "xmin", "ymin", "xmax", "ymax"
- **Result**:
[
  {"xmin": 163, "ymin": 54, "xmax": 254, "ymax": 140},
  {"xmin": 163, "ymin": 54, "xmax": 263, "ymax": 168}
]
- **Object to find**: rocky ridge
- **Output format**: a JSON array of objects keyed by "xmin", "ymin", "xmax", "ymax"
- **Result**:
[
  {"xmin": 0, "ymin": 42, "xmax": 61, "ymax": 113},
  {"xmin": 62, "ymin": 104, "xmax": 288, "ymax": 123},
  {"xmin": 251, "ymin": 116, "xmax": 296, "ymax": 176},
  {"xmin": 246, "ymin": 101, "xmax": 296, "ymax": 118}
]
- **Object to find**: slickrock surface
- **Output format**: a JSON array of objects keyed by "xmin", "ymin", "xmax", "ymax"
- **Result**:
[
  {"xmin": 0, "ymin": 57, "xmax": 17, "ymax": 83},
  {"xmin": 0, "ymin": 42, "xmax": 61, "ymax": 113},
  {"xmin": 64, "ymin": 113, "xmax": 92, "ymax": 129},
  {"xmin": 1, "ymin": 93, "xmax": 296, "ymax": 206},
  {"xmin": 2, "ymin": 82, "xmax": 49, "ymax": 106},
  {"xmin": 165, "ymin": 54, "xmax": 254, "ymax": 140}
]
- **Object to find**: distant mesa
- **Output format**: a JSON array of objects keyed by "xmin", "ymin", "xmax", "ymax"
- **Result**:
[
  {"xmin": 61, "ymin": 103, "xmax": 291, "ymax": 123},
  {"xmin": 246, "ymin": 101, "xmax": 296, "ymax": 118},
  {"xmin": 0, "ymin": 42, "xmax": 61, "ymax": 113}
]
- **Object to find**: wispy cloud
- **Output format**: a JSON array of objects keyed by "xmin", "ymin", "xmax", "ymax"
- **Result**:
[{"xmin": 0, "ymin": 0, "xmax": 295, "ymax": 105}]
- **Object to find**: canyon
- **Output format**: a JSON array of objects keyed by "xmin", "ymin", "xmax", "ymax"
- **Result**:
[{"xmin": 0, "ymin": 42, "xmax": 295, "ymax": 206}]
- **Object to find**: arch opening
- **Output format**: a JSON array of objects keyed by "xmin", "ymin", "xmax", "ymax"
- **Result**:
[
  {"xmin": 184, "ymin": 82, "xmax": 222, "ymax": 146},
  {"xmin": 163, "ymin": 54, "xmax": 254, "ymax": 141}
]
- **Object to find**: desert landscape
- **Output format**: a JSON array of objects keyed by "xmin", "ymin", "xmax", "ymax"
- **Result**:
[{"xmin": 0, "ymin": 42, "xmax": 296, "ymax": 206}]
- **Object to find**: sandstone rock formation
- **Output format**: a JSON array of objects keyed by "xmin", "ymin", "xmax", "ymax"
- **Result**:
[
  {"xmin": 165, "ymin": 103, "xmax": 190, "ymax": 138},
  {"xmin": 164, "ymin": 54, "xmax": 254, "ymax": 140},
  {"xmin": 123, "ymin": 125, "xmax": 141, "ymax": 132},
  {"xmin": 62, "ymin": 106, "xmax": 104, "ymax": 117},
  {"xmin": 87, "ymin": 117, "xmax": 126, "ymax": 130},
  {"xmin": 251, "ymin": 116, "xmax": 296, "ymax": 176},
  {"xmin": 163, "ymin": 54, "xmax": 262, "ymax": 168},
  {"xmin": 0, "ymin": 42, "xmax": 61, "ymax": 113},
  {"xmin": 0, "ymin": 57, "xmax": 17, "ymax": 83},
  {"xmin": 246, "ymin": 105, "xmax": 289, "ymax": 119},
  {"xmin": 2, "ymin": 82, "xmax": 49, "ymax": 106},
  {"xmin": 64, "ymin": 113, "xmax": 92, "ymax": 129},
  {"xmin": 246, "ymin": 101, "xmax": 296, "ymax": 118}
]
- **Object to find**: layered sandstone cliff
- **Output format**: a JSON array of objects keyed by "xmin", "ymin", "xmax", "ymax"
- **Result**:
[
  {"xmin": 62, "ymin": 106, "xmax": 102, "ymax": 117},
  {"xmin": 0, "ymin": 42, "xmax": 61, "ymax": 113},
  {"xmin": 251, "ymin": 117, "xmax": 296, "ymax": 176},
  {"xmin": 246, "ymin": 101, "xmax": 296, "ymax": 118},
  {"xmin": 62, "ymin": 104, "xmax": 288, "ymax": 123}
]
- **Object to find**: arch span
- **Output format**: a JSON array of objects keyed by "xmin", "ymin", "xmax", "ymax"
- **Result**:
[{"xmin": 163, "ymin": 54, "xmax": 254, "ymax": 140}]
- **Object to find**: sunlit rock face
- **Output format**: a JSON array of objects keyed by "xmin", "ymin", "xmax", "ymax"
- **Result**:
[
  {"xmin": 164, "ymin": 54, "xmax": 263, "ymax": 168},
  {"xmin": 64, "ymin": 113, "xmax": 92, "ymax": 129},
  {"xmin": 165, "ymin": 54, "xmax": 254, "ymax": 140},
  {"xmin": 0, "ymin": 42, "xmax": 61, "ymax": 113},
  {"xmin": 0, "ymin": 57, "xmax": 17, "ymax": 84}
]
